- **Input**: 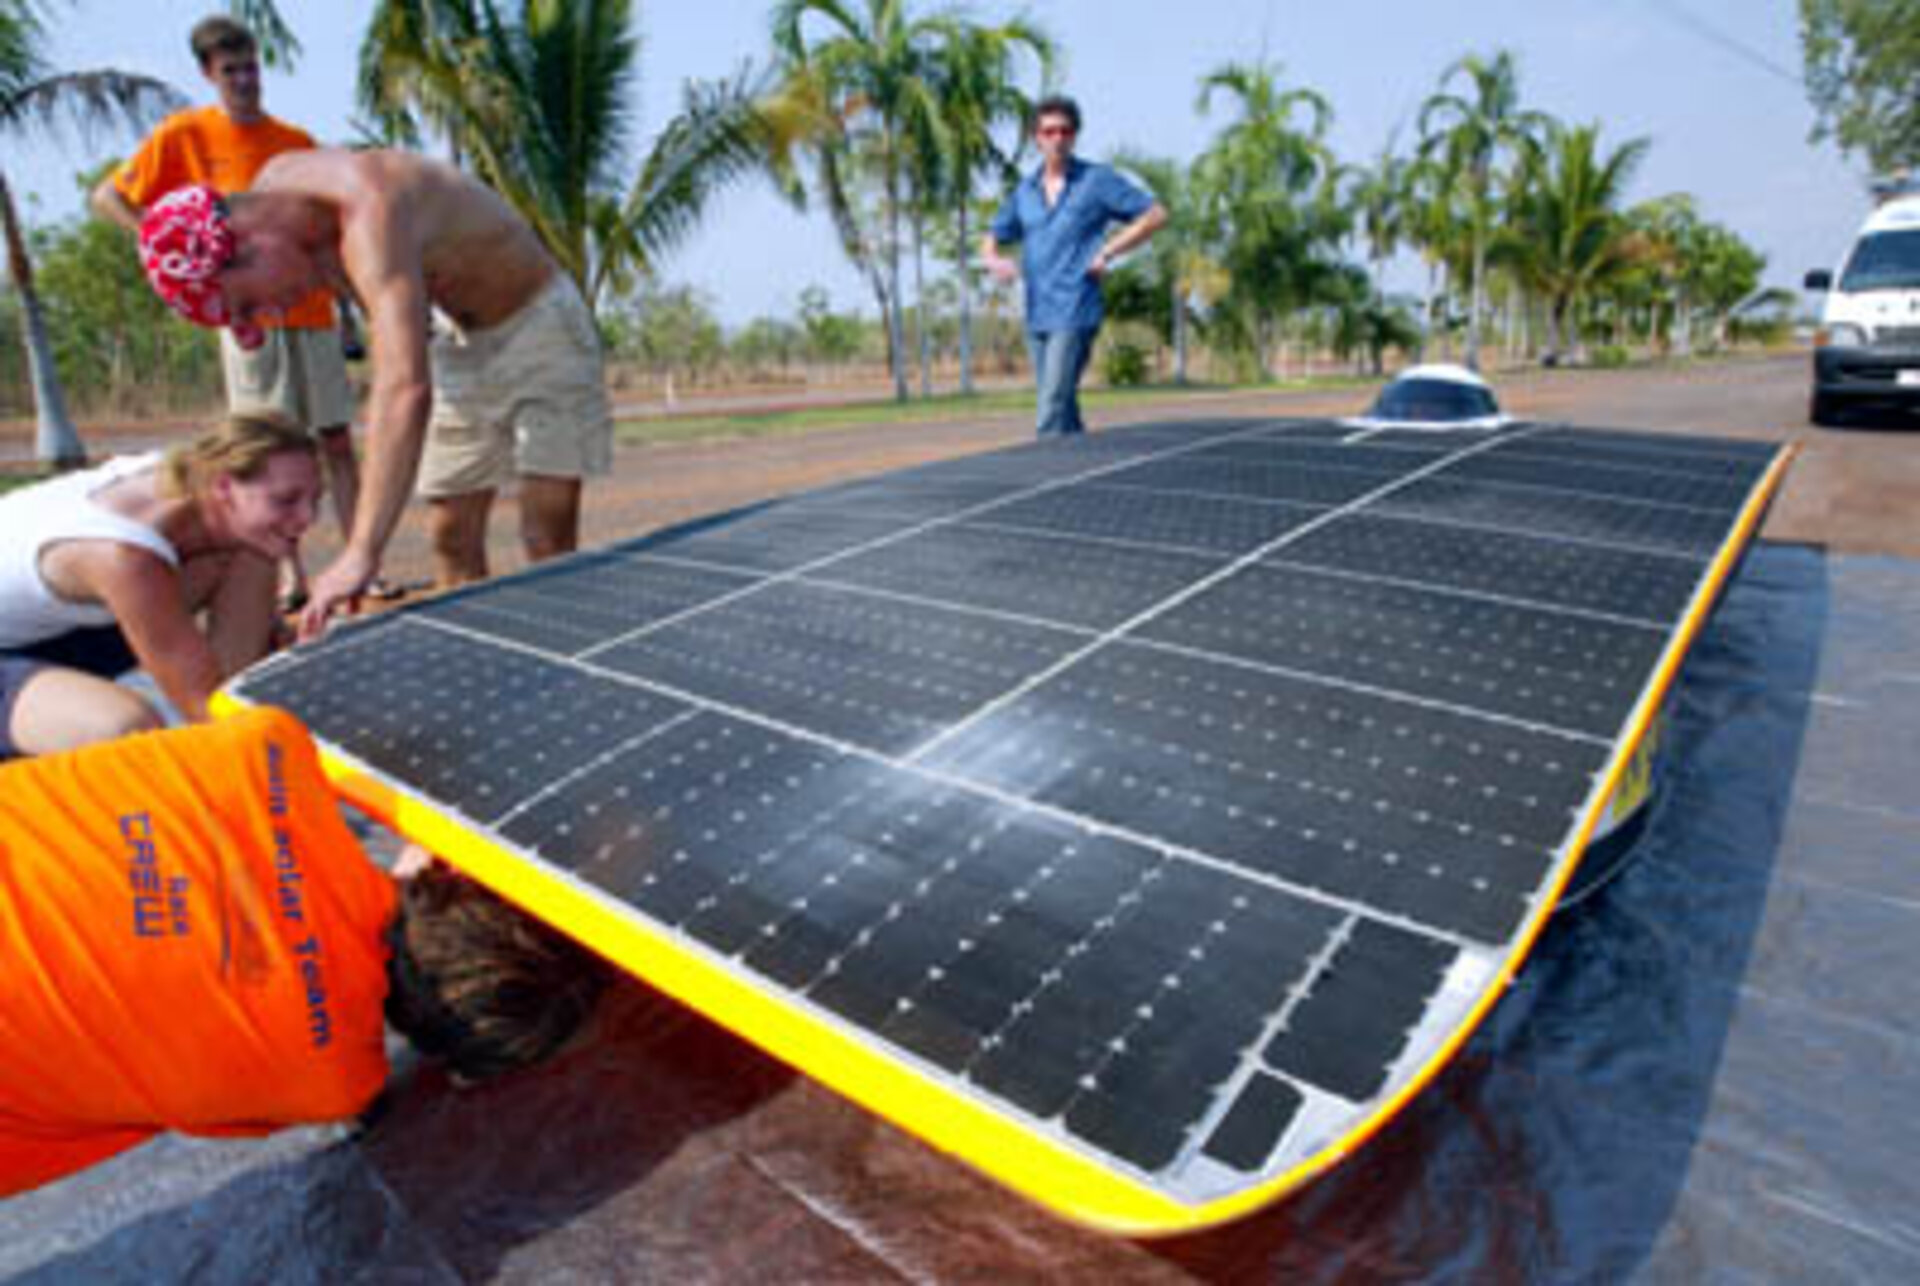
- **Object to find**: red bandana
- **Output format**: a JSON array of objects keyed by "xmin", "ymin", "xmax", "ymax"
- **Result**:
[{"xmin": 138, "ymin": 186, "xmax": 265, "ymax": 351}]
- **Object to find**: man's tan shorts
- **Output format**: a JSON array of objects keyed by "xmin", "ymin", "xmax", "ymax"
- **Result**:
[
  {"xmin": 222, "ymin": 324, "xmax": 355, "ymax": 432},
  {"xmin": 417, "ymin": 275, "xmax": 613, "ymax": 498}
]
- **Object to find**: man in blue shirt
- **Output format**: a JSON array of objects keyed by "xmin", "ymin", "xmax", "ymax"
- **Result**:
[{"xmin": 983, "ymin": 96, "xmax": 1166, "ymax": 436}]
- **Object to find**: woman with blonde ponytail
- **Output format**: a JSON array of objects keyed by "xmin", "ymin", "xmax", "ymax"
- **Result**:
[{"xmin": 0, "ymin": 414, "xmax": 321, "ymax": 759}]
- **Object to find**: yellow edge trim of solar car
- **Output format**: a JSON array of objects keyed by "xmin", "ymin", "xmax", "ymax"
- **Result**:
[{"xmin": 211, "ymin": 441, "xmax": 1795, "ymax": 1236}]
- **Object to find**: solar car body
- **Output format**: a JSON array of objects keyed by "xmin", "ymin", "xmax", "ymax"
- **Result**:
[
  {"xmin": 1342, "ymin": 363, "xmax": 1514, "ymax": 432},
  {"xmin": 224, "ymin": 417, "xmax": 1793, "ymax": 1234}
]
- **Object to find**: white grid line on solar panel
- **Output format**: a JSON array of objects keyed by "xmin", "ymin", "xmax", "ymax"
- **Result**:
[
  {"xmin": 1271, "ymin": 503, "xmax": 1710, "ymax": 567},
  {"xmin": 1090, "ymin": 461, "xmax": 1421, "ymax": 504},
  {"xmin": 229, "ymin": 649, "xmax": 703, "ymax": 869},
  {"xmin": 936, "ymin": 506, "xmax": 1692, "ymax": 634},
  {"xmin": 751, "ymin": 559, "xmax": 1644, "ymax": 746},
  {"xmin": 906, "ymin": 427, "xmax": 1544, "ymax": 765},
  {"xmin": 1334, "ymin": 424, "xmax": 1483, "ymax": 445},
  {"xmin": 639, "ymin": 552, "xmax": 1108, "ymax": 640},
  {"xmin": 387, "ymin": 611, "xmax": 1527, "ymax": 955},
  {"xmin": 1251, "ymin": 552, "xmax": 1687, "ymax": 631},
  {"xmin": 1187, "ymin": 915, "xmax": 1360, "ymax": 1154},
  {"xmin": 490, "ymin": 707, "xmax": 709, "ymax": 831},
  {"xmin": 549, "ymin": 418, "xmax": 1316, "ymax": 666},
  {"xmin": 1483, "ymin": 437, "xmax": 1776, "ymax": 479},
  {"xmin": 946, "ymin": 510, "xmax": 1323, "ymax": 562},
  {"xmin": 1534, "ymin": 425, "xmax": 1782, "ymax": 460},
  {"xmin": 1419, "ymin": 460, "xmax": 1753, "ymax": 517},
  {"xmin": 407, "ymin": 558, "xmax": 764, "ymax": 653},
  {"xmin": 1125, "ymin": 634, "xmax": 1617, "ymax": 746},
  {"xmin": 1344, "ymin": 489, "xmax": 1734, "ymax": 561},
  {"xmin": 935, "ymin": 900, "xmax": 1370, "ymax": 1181},
  {"xmin": 834, "ymin": 851, "xmax": 1319, "ymax": 1161},
  {"xmin": 1259, "ymin": 420, "xmax": 1480, "ymax": 442}
]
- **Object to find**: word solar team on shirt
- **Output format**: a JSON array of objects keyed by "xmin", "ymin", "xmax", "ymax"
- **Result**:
[{"xmin": 266, "ymin": 737, "xmax": 336, "ymax": 1049}]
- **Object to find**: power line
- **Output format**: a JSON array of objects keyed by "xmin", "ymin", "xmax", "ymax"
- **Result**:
[{"xmin": 1634, "ymin": 0, "xmax": 1804, "ymax": 87}]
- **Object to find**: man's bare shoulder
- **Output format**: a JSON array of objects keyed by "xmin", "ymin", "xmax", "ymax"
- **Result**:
[
  {"xmin": 256, "ymin": 149, "xmax": 486, "ymax": 208},
  {"xmin": 252, "ymin": 147, "xmax": 372, "ymax": 196}
]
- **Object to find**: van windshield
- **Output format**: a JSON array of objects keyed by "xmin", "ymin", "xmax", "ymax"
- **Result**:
[{"xmin": 1840, "ymin": 229, "xmax": 1920, "ymax": 291}]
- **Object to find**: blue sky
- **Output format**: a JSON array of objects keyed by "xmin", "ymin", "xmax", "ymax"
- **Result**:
[{"xmin": 12, "ymin": 0, "xmax": 1870, "ymax": 325}]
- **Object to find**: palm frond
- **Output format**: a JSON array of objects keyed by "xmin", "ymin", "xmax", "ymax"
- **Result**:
[
  {"xmin": 610, "ymin": 65, "xmax": 777, "ymax": 298},
  {"xmin": 0, "ymin": 69, "xmax": 183, "ymax": 140}
]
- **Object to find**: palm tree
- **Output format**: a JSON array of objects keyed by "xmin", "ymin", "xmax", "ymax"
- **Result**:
[
  {"xmin": 1350, "ymin": 144, "xmax": 1409, "ymax": 308},
  {"xmin": 1416, "ymin": 49, "xmax": 1551, "ymax": 370},
  {"xmin": 1509, "ymin": 121, "xmax": 1649, "ymax": 362},
  {"xmin": 1623, "ymin": 194, "xmax": 1703, "ymax": 357},
  {"xmin": 1686, "ymin": 220, "xmax": 1768, "ymax": 352},
  {"xmin": 1192, "ymin": 59, "xmax": 1344, "ymax": 380},
  {"xmin": 1107, "ymin": 151, "xmax": 1222, "ymax": 385},
  {"xmin": 772, "ymin": 0, "xmax": 961, "ymax": 402},
  {"xmin": 923, "ymin": 15, "xmax": 1051, "ymax": 396},
  {"xmin": 358, "ymin": 0, "xmax": 793, "ymax": 315},
  {"xmin": 2, "ymin": 0, "xmax": 180, "ymax": 465}
]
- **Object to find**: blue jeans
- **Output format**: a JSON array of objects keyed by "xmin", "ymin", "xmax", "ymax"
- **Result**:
[{"xmin": 1028, "ymin": 327, "xmax": 1098, "ymax": 437}]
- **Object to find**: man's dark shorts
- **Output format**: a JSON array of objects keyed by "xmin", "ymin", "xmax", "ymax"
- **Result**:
[{"xmin": 0, "ymin": 626, "xmax": 139, "ymax": 759}]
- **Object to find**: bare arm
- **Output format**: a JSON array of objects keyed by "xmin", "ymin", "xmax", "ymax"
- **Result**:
[
  {"xmin": 72, "ymin": 544, "xmax": 224, "ymax": 721},
  {"xmin": 1088, "ymin": 204, "xmax": 1168, "ymax": 278},
  {"xmin": 299, "ymin": 188, "xmax": 433, "ymax": 638},
  {"xmin": 980, "ymin": 232, "xmax": 1020, "ymax": 284},
  {"xmin": 90, "ymin": 177, "xmax": 142, "ymax": 234}
]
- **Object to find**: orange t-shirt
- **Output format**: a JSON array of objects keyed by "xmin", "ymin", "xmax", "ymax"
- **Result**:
[
  {"xmin": 112, "ymin": 105, "xmax": 336, "ymax": 331},
  {"xmin": 0, "ymin": 707, "xmax": 396, "ymax": 1197}
]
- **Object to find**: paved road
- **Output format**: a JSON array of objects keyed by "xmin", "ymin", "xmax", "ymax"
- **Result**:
[
  {"xmin": 10, "ymin": 352, "xmax": 1912, "ymax": 582},
  {"xmin": 347, "ymin": 352, "xmax": 1916, "ymax": 600}
]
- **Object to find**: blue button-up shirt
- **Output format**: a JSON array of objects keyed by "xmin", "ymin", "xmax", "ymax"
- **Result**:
[{"xmin": 991, "ymin": 158, "xmax": 1154, "ymax": 334}]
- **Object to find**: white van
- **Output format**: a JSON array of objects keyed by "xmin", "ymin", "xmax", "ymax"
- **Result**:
[{"xmin": 1804, "ymin": 192, "xmax": 1920, "ymax": 424}]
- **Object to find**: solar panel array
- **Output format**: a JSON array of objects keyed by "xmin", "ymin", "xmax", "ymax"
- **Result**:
[{"xmin": 231, "ymin": 415, "xmax": 1787, "ymax": 1228}]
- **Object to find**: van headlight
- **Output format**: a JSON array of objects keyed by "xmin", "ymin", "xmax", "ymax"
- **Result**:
[{"xmin": 1816, "ymin": 323, "xmax": 1869, "ymax": 348}]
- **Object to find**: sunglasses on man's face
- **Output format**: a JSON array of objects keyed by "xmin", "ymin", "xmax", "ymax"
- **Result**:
[{"xmin": 1037, "ymin": 125, "xmax": 1076, "ymax": 138}]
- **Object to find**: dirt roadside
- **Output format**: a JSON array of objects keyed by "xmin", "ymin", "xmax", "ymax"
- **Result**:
[{"xmin": 7, "ymin": 353, "xmax": 1915, "ymax": 599}]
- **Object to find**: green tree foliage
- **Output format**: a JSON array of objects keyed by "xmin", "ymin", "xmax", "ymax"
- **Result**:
[
  {"xmin": 2, "ymin": 0, "xmax": 180, "ymax": 460},
  {"xmin": 773, "ymin": 0, "xmax": 958, "ymax": 401},
  {"xmin": 358, "ymin": 0, "xmax": 789, "ymax": 314},
  {"xmin": 28, "ymin": 166, "xmax": 221, "ymax": 413},
  {"xmin": 1107, "ymin": 151, "xmax": 1222, "ymax": 385},
  {"xmin": 1416, "ymin": 49, "xmax": 1551, "ymax": 368},
  {"xmin": 1800, "ymin": 0, "xmax": 1920, "ymax": 174},
  {"xmin": 918, "ymin": 16, "xmax": 1051, "ymax": 395},
  {"xmin": 1506, "ymin": 121, "xmax": 1650, "ymax": 360},
  {"xmin": 1192, "ymin": 60, "xmax": 1347, "ymax": 379},
  {"xmin": 605, "ymin": 281, "xmax": 725, "ymax": 378},
  {"xmin": 796, "ymin": 284, "xmax": 866, "ymax": 363},
  {"xmin": 730, "ymin": 316, "xmax": 805, "ymax": 375}
]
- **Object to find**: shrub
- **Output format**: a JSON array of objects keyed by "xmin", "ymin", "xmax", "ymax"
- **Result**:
[{"xmin": 1102, "ymin": 339, "xmax": 1151, "ymax": 387}]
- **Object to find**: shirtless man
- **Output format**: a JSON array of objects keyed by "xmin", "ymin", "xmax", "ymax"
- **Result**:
[{"xmin": 136, "ymin": 150, "xmax": 612, "ymax": 638}]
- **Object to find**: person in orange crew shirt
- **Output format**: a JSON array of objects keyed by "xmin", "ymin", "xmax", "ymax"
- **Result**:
[
  {"xmin": 0, "ymin": 706, "xmax": 611, "ymax": 1198},
  {"xmin": 89, "ymin": 15, "xmax": 388, "ymax": 610}
]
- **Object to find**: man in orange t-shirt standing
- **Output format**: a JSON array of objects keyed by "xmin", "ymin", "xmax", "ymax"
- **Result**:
[{"xmin": 90, "ymin": 15, "xmax": 375, "ymax": 609}]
